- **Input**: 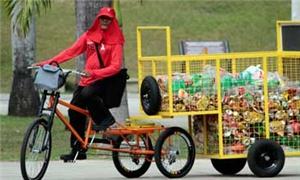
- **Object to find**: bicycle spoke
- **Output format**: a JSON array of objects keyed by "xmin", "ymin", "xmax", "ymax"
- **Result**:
[
  {"xmin": 160, "ymin": 135, "xmax": 189, "ymax": 173},
  {"xmin": 26, "ymin": 125, "xmax": 47, "ymax": 177}
]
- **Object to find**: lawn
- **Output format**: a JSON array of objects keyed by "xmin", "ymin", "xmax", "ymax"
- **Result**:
[
  {"xmin": 0, "ymin": 115, "xmax": 115, "ymax": 161},
  {"xmin": 0, "ymin": 115, "xmax": 70, "ymax": 161}
]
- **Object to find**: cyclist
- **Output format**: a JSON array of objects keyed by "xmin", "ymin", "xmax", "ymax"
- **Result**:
[{"xmin": 34, "ymin": 7, "xmax": 125, "ymax": 161}]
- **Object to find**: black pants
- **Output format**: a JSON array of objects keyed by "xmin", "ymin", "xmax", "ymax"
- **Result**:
[{"xmin": 68, "ymin": 80, "xmax": 113, "ymax": 148}]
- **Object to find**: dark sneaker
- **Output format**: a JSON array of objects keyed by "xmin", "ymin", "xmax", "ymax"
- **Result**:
[
  {"xmin": 60, "ymin": 149, "xmax": 86, "ymax": 162},
  {"xmin": 92, "ymin": 117, "xmax": 115, "ymax": 131}
]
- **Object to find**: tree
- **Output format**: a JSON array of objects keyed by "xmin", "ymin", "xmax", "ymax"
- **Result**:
[
  {"xmin": 110, "ymin": 0, "xmax": 129, "ymax": 123},
  {"xmin": 3, "ymin": 0, "xmax": 52, "ymax": 116}
]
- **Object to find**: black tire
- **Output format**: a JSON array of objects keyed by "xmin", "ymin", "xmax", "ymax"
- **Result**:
[
  {"xmin": 155, "ymin": 127, "xmax": 195, "ymax": 178},
  {"xmin": 211, "ymin": 158, "xmax": 246, "ymax": 175},
  {"xmin": 20, "ymin": 118, "xmax": 52, "ymax": 180},
  {"xmin": 247, "ymin": 139, "xmax": 285, "ymax": 177},
  {"xmin": 140, "ymin": 76, "xmax": 161, "ymax": 115},
  {"xmin": 112, "ymin": 134, "xmax": 153, "ymax": 178}
]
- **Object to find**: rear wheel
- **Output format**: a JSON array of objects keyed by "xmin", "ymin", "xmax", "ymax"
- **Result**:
[
  {"xmin": 211, "ymin": 158, "xmax": 246, "ymax": 175},
  {"xmin": 112, "ymin": 134, "xmax": 153, "ymax": 178},
  {"xmin": 20, "ymin": 118, "xmax": 52, "ymax": 180},
  {"xmin": 247, "ymin": 139, "xmax": 285, "ymax": 177},
  {"xmin": 155, "ymin": 127, "xmax": 195, "ymax": 178}
]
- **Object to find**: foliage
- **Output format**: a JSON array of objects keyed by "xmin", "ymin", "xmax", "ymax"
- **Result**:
[{"xmin": 3, "ymin": 0, "xmax": 51, "ymax": 36}]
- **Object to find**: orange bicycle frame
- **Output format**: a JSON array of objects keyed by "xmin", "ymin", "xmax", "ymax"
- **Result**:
[{"xmin": 47, "ymin": 94, "xmax": 164, "ymax": 155}]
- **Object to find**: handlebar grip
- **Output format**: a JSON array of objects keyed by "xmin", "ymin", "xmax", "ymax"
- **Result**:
[{"xmin": 27, "ymin": 66, "xmax": 39, "ymax": 69}]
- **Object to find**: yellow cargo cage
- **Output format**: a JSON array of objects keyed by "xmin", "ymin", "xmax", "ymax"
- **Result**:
[{"xmin": 136, "ymin": 22, "xmax": 300, "ymax": 159}]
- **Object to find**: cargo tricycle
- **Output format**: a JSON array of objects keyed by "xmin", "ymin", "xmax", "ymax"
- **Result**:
[{"xmin": 20, "ymin": 66, "xmax": 195, "ymax": 180}]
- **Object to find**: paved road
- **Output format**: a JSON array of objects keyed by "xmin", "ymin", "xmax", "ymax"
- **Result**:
[{"xmin": 1, "ymin": 158, "xmax": 300, "ymax": 179}]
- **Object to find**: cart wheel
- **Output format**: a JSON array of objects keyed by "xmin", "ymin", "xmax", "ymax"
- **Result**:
[
  {"xmin": 247, "ymin": 139, "xmax": 285, "ymax": 177},
  {"xmin": 112, "ymin": 134, "xmax": 153, "ymax": 178},
  {"xmin": 211, "ymin": 158, "xmax": 246, "ymax": 175},
  {"xmin": 155, "ymin": 127, "xmax": 195, "ymax": 178},
  {"xmin": 140, "ymin": 76, "xmax": 161, "ymax": 115}
]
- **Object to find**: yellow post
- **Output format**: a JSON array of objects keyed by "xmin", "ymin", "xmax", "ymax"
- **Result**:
[
  {"xmin": 136, "ymin": 27, "xmax": 143, "ymax": 88},
  {"xmin": 262, "ymin": 56, "xmax": 270, "ymax": 139},
  {"xmin": 166, "ymin": 27, "xmax": 173, "ymax": 114},
  {"xmin": 185, "ymin": 61, "xmax": 190, "ymax": 74},
  {"xmin": 215, "ymin": 58, "xmax": 224, "ymax": 157},
  {"xmin": 277, "ymin": 52, "xmax": 284, "ymax": 76},
  {"xmin": 152, "ymin": 60, "xmax": 157, "ymax": 77},
  {"xmin": 276, "ymin": 21, "xmax": 284, "ymax": 76},
  {"xmin": 231, "ymin": 58, "xmax": 237, "ymax": 74},
  {"xmin": 276, "ymin": 21, "xmax": 282, "ymax": 52},
  {"xmin": 136, "ymin": 27, "xmax": 143, "ymax": 112}
]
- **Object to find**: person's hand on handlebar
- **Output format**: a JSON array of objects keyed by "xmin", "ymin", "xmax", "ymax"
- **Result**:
[
  {"xmin": 31, "ymin": 62, "xmax": 43, "ymax": 67},
  {"xmin": 81, "ymin": 71, "xmax": 91, "ymax": 77},
  {"xmin": 32, "ymin": 59, "xmax": 56, "ymax": 67}
]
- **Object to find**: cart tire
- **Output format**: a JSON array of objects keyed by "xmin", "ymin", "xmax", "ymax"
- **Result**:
[
  {"xmin": 112, "ymin": 134, "xmax": 153, "ymax": 178},
  {"xmin": 211, "ymin": 158, "xmax": 246, "ymax": 175},
  {"xmin": 20, "ymin": 118, "xmax": 51, "ymax": 180},
  {"xmin": 140, "ymin": 76, "xmax": 161, "ymax": 115},
  {"xmin": 247, "ymin": 139, "xmax": 285, "ymax": 177},
  {"xmin": 155, "ymin": 127, "xmax": 195, "ymax": 178}
]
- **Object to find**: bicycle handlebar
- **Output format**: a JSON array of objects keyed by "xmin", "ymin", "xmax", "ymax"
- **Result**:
[
  {"xmin": 27, "ymin": 66, "xmax": 87, "ymax": 76},
  {"xmin": 62, "ymin": 69, "xmax": 87, "ymax": 76}
]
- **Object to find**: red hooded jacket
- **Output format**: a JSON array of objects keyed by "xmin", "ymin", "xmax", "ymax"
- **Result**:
[{"xmin": 39, "ymin": 7, "xmax": 125, "ymax": 86}]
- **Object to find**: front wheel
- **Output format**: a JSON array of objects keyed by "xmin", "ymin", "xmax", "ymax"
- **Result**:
[
  {"xmin": 20, "ymin": 118, "xmax": 52, "ymax": 180},
  {"xmin": 112, "ymin": 134, "xmax": 153, "ymax": 178},
  {"xmin": 155, "ymin": 127, "xmax": 196, "ymax": 178}
]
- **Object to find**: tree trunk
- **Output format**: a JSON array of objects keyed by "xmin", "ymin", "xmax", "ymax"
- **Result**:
[
  {"xmin": 110, "ymin": 0, "xmax": 129, "ymax": 123},
  {"xmin": 74, "ymin": 0, "xmax": 112, "ymax": 81},
  {"xmin": 74, "ymin": 0, "xmax": 129, "ymax": 123},
  {"xmin": 8, "ymin": 17, "xmax": 40, "ymax": 116}
]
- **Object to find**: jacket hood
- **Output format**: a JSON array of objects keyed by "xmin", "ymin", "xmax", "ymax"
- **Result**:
[{"xmin": 86, "ymin": 7, "xmax": 124, "ymax": 45}]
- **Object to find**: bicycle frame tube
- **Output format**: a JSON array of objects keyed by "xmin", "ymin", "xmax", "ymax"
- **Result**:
[
  {"xmin": 48, "ymin": 95, "xmax": 92, "ymax": 149},
  {"xmin": 45, "ymin": 92, "xmax": 163, "ymax": 155},
  {"xmin": 90, "ymin": 133, "xmax": 155, "ymax": 155},
  {"xmin": 38, "ymin": 91, "xmax": 60, "ymax": 131}
]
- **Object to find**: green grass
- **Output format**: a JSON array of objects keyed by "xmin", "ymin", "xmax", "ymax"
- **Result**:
[
  {"xmin": 0, "ymin": 115, "xmax": 114, "ymax": 161},
  {"xmin": 0, "ymin": 0, "xmax": 291, "ymax": 93},
  {"xmin": 0, "ymin": 115, "xmax": 70, "ymax": 161}
]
